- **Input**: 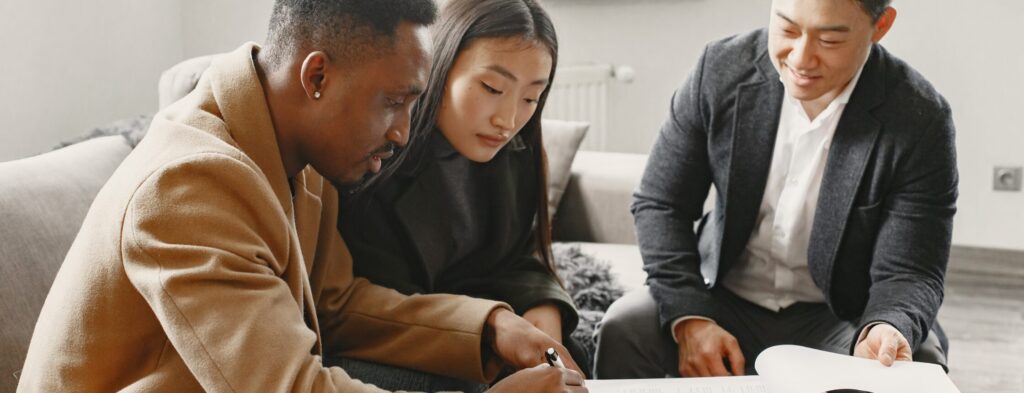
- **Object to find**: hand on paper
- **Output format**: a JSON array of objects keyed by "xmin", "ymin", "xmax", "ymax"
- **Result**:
[
  {"xmin": 523, "ymin": 302, "xmax": 563, "ymax": 342},
  {"xmin": 487, "ymin": 363, "xmax": 587, "ymax": 393},
  {"xmin": 853, "ymin": 323, "xmax": 912, "ymax": 366},
  {"xmin": 675, "ymin": 319, "xmax": 746, "ymax": 377},
  {"xmin": 485, "ymin": 308, "xmax": 583, "ymax": 375}
]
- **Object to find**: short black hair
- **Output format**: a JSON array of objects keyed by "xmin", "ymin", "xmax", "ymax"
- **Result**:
[
  {"xmin": 854, "ymin": 0, "xmax": 892, "ymax": 22},
  {"xmin": 263, "ymin": 0, "xmax": 437, "ymax": 70}
]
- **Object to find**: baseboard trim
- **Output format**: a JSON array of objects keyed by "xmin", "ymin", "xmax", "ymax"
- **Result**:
[{"xmin": 949, "ymin": 245, "xmax": 1024, "ymax": 277}]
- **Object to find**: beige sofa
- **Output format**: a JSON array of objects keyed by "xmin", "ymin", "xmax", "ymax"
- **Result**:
[
  {"xmin": 0, "ymin": 58, "xmax": 649, "ymax": 390},
  {"xmin": 0, "ymin": 135, "xmax": 134, "ymax": 389},
  {"xmin": 553, "ymin": 151, "xmax": 646, "ymax": 292}
]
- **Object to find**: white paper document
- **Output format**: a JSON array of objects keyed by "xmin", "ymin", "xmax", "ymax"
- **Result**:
[
  {"xmin": 586, "ymin": 376, "xmax": 767, "ymax": 393},
  {"xmin": 755, "ymin": 345, "xmax": 960, "ymax": 393},
  {"xmin": 587, "ymin": 345, "xmax": 960, "ymax": 393}
]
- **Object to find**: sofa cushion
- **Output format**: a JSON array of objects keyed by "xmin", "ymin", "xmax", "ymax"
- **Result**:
[
  {"xmin": 0, "ymin": 135, "xmax": 131, "ymax": 388},
  {"xmin": 541, "ymin": 119, "xmax": 589, "ymax": 219},
  {"xmin": 553, "ymin": 151, "xmax": 647, "ymax": 244}
]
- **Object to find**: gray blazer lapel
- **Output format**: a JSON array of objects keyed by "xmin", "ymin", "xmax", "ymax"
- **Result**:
[
  {"xmin": 809, "ymin": 46, "xmax": 886, "ymax": 290},
  {"xmin": 720, "ymin": 52, "xmax": 785, "ymax": 274}
]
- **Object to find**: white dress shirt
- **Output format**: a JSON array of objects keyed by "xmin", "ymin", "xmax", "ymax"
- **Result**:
[
  {"xmin": 671, "ymin": 61, "xmax": 867, "ymax": 341},
  {"xmin": 721, "ymin": 63, "xmax": 865, "ymax": 311}
]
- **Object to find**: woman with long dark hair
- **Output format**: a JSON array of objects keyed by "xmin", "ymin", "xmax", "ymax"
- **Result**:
[{"xmin": 339, "ymin": 0, "xmax": 587, "ymax": 391}]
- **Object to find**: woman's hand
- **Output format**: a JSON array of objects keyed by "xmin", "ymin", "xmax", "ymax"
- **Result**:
[
  {"xmin": 485, "ymin": 308, "xmax": 582, "ymax": 375},
  {"xmin": 523, "ymin": 302, "xmax": 563, "ymax": 342}
]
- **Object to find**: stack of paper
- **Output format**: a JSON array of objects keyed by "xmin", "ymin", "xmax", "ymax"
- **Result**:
[
  {"xmin": 755, "ymin": 345, "xmax": 960, "ymax": 393},
  {"xmin": 586, "ymin": 375, "xmax": 766, "ymax": 393},
  {"xmin": 586, "ymin": 345, "xmax": 961, "ymax": 393}
]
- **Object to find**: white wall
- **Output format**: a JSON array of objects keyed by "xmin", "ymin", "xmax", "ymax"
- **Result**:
[
  {"xmin": 880, "ymin": 1, "xmax": 1024, "ymax": 251},
  {"xmin": 3, "ymin": 0, "xmax": 1020, "ymax": 251},
  {"xmin": 545, "ymin": 0, "xmax": 1024, "ymax": 251},
  {"xmin": 180, "ymin": 0, "xmax": 274, "ymax": 59},
  {"xmin": 0, "ymin": 1, "xmax": 183, "ymax": 161},
  {"xmin": 545, "ymin": 0, "xmax": 768, "ymax": 154}
]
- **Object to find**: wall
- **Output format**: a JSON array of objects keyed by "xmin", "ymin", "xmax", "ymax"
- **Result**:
[
  {"xmin": 0, "ymin": 0, "xmax": 183, "ymax": 161},
  {"xmin": 180, "ymin": 0, "xmax": 275, "ymax": 59},
  {"xmin": 3, "ymin": 0, "xmax": 1020, "ymax": 251},
  {"xmin": 544, "ymin": 0, "xmax": 1024, "ymax": 251},
  {"xmin": 544, "ymin": 0, "xmax": 767, "ymax": 154},
  {"xmin": 880, "ymin": 1, "xmax": 1024, "ymax": 251}
]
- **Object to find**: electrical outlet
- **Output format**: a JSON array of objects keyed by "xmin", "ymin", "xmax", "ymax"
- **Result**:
[{"xmin": 993, "ymin": 166, "xmax": 1022, "ymax": 191}]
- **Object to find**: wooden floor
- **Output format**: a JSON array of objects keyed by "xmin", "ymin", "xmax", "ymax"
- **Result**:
[{"xmin": 941, "ymin": 246, "xmax": 1024, "ymax": 393}]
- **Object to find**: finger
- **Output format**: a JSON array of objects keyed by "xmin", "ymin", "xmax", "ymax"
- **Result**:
[
  {"xmin": 852, "ymin": 340, "xmax": 871, "ymax": 359},
  {"xmin": 678, "ymin": 364, "xmax": 689, "ymax": 378},
  {"xmin": 725, "ymin": 341, "xmax": 746, "ymax": 376},
  {"xmin": 878, "ymin": 333, "xmax": 898, "ymax": 367},
  {"xmin": 560, "ymin": 368, "xmax": 585, "ymax": 386},
  {"xmin": 677, "ymin": 353, "xmax": 692, "ymax": 378},
  {"xmin": 707, "ymin": 356, "xmax": 731, "ymax": 377},
  {"xmin": 896, "ymin": 338, "xmax": 913, "ymax": 361},
  {"xmin": 897, "ymin": 347, "xmax": 913, "ymax": 361},
  {"xmin": 677, "ymin": 344, "xmax": 690, "ymax": 377},
  {"xmin": 693, "ymin": 357, "xmax": 713, "ymax": 377}
]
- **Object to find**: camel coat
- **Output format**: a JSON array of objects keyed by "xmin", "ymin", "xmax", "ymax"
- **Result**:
[{"xmin": 18, "ymin": 43, "xmax": 506, "ymax": 392}]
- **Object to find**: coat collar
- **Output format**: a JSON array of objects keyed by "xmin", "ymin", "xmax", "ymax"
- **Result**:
[
  {"xmin": 392, "ymin": 139, "xmax": 533, "ymax": 285},
  {"xmin": 720, "ymin": 42, "xmax": 786, "ymax": 271},
  {"xmin": 205, "ymin": 42, "xmax": 295, "ymax": 219},
  {"xmin": 202, "ymin": 42, "xmax": 323, "ymax": 343}
]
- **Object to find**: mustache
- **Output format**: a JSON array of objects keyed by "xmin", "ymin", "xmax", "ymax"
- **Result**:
[
  {"xmin": 369, "ymin": 142, "xmax": 396, "ymax": 158},
  {"xmin": 341, "ymin": 143, "xmax": 401, "ymax": 196}
]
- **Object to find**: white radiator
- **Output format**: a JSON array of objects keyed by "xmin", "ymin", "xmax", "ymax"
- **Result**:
[{"xmin": 545, "ymin": 64, "xmax": 634, "ymax": 151}]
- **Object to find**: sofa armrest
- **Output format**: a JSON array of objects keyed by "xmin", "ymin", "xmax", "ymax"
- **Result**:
[
  {"xmin": 553, "ymin": 151, "xmax": 647, "ymax": 245},
  {"xmin": 0, "ymin": 135, "xmax": 132, "ymax": 389}
]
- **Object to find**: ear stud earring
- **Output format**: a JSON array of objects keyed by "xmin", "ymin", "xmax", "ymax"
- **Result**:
[{"xmin": 314, "ymin": 91, "xmax": 321, "ymax": 99}]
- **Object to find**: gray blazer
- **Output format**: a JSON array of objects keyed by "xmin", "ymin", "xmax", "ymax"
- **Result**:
[{"xmin": 632, "ymin": 29, "xmax": 958, "ymax": 352}]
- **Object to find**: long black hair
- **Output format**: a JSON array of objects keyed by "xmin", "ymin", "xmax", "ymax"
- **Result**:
[{"xmin": 411, "ymin": 0, "xmax": 561, "ymax": 281}]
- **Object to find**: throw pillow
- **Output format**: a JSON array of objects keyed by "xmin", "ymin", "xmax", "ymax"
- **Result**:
[
  {"xmin": 541, "ymin": 119, "xmax": 589, "ymax": 219},
  {"xmin": 53, "ymin": 114, "xmax": 153, "ymax": 150}
]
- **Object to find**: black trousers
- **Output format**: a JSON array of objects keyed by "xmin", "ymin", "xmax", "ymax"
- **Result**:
[{"xmin": 593, "ymin": 286, "xmax": 947, "ymax": 378}]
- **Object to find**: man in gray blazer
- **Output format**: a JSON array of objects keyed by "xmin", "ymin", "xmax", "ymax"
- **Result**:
[{"xmin": 595, "ymin": 0, "xmax": 957, "ymax": 378}]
